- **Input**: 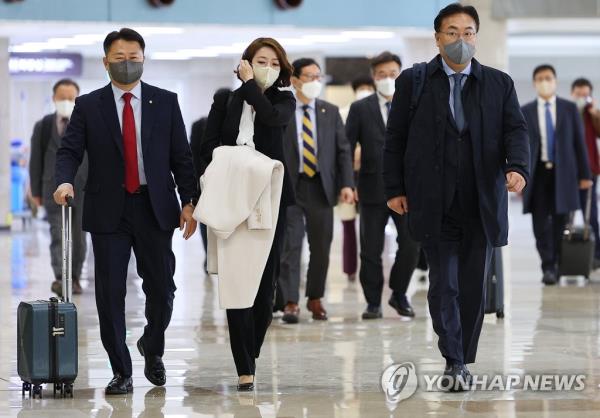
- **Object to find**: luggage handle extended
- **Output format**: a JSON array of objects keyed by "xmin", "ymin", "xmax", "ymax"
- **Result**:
[
  {"xmin": 61, "ymin": 196, "xmax": 74, "ymax": 303},
  {"xmin": 565, "ymin": 187, "xmax": 593, "ymax": 241}
]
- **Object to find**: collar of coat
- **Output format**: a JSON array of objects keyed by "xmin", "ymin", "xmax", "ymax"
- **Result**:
[{"xmin": 427, "ymin": 54, "xmax": 482, "ymax": 80}]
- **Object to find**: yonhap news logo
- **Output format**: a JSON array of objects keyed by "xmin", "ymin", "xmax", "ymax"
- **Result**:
[{"xmin": 381, "ymin": 361, "xmax": 587, "ymax": 405}]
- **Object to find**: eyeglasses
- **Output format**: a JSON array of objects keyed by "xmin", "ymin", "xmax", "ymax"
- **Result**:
[
  {"xmin": 300, "ymin": 73, "xmax": 323, "ymax": 82},
  {"xmin": 438, "ymin": 31, "xmax": 477, "ymax": 41}
]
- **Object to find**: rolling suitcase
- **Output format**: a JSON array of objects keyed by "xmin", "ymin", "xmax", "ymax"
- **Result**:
[
  {"xmin": 17, "ymin": 197, "xmax": 78, "ymax": 399},
  {"xmin": 485, "ymin": 247, "xmax": 504, "ymax": 318},
  {"xmin": 559, "ymin": 188, "xmax": 595, "ymax": 279}
]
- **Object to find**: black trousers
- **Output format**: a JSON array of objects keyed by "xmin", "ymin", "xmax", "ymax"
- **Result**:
[
  {"xmin": 226, "ymin": 209, "xmax": 286, "ymax": 376},
  {"xmin": 423, "ymin": 196, "xmax": 492, "ymax": 365},
  {"xmin": 279, "ymin": 175, "xmax": 333, "ymax": 303},
  {"xmin": 91, "ymin": 191, "xmax": 176, "ymax": 378},
  {"xmin": 531, "ymin": 163, "xmax": 568, "ymax": 273},
  {"xmin": 359, "ymin": 203, "xmax": 420, "ymax": 306}
]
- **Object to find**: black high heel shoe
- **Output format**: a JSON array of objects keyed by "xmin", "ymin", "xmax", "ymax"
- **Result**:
[{"xmin": 237, "ymin": 375, "xmax": 255, "ymax": 391}]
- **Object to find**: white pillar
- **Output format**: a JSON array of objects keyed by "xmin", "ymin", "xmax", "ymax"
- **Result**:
[
  {"xmin": 463, "ymin": 0, "xmax": 508, "ymax": 71},
  {"xmin": 0, "ymin": 38, "xmax": 10, "ymax": 229}
]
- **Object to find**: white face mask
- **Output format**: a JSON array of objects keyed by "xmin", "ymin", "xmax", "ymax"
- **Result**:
[
  {"xmin": 301, "ymin": 80, "xmax": 323, "ymax": 100},
  {"xmin": 55, "ymin": 100, "xmax": 76, "ymax": 118},
  {"xmin": 535, "ymin": 80, "xmax": 556, "ymax": 98},
  {"xmin": 355, "ymin": 89, "xmax": 374, "ymax": 101},
  {"xmin": 253, "ymin": 65, "xmax": 280, "ymax": 90},
  {"xmin": 375, "ymin": 77, "xmax": 396, "ymax": 97}
]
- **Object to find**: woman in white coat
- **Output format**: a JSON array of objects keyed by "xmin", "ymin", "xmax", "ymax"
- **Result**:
[{"xmin": 199, "ymin": 38, "xmax": 296, "ymax": 391}]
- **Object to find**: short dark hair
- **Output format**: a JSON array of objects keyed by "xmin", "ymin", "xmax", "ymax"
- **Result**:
[
  {"xmin": 292, "ymin": 58, "xmax": 320, "ymax": 78},
  {"xmin": 532, "ymin": 64, "xmax": 556, "ymax": 80},
  {"xmin": 572, "ymin": 77, "xmax": 593, "ymax": 93},
  {"xmin": 434, "ymin": 3, "xmax": 480, "ymax": 33},
  {"xmin": 103, "ymin": 28, "xmax": 145, "ymax": 55},
  {"xmin": 240, "ymin": 37, "xmax": 293, "ymax": 88},
  {"xmin": 370, "ymin": 51, "xmax": 402, "ymax": 71},
  {"xmin": 351, "ymin": 75, "xmax": 375, "ymax": 92},
  {"xmin": 52, "ymin": 78, "xmax": 80, "ymax": 95}
]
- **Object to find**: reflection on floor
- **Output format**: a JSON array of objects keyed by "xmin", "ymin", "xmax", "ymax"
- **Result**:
[{"xmin": 1, "ymin": 198, "xmax": 600, "ymax": 417}]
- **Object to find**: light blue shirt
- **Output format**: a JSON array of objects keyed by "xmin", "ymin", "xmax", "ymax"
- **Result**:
[
  {"xmin": 295, "ymin": 98, "xmax": 318, "ymax": 173},
  {"xmin": 441, "ymin": 57, "xmax": 471, "ymax": 120},
  {"xmin": 111, "ymin": 82, "xmax": 146, "ymax": 185}
]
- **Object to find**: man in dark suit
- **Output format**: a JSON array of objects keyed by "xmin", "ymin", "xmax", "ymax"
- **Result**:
[
  {"xmin": 384, "ymin": 4, "xmax": 529, "ymax": 390},
  {"xmin": 279, "ymin": 58, "xmax": 355, "ymax": 323},
  {"xmin": 54, "ymin": 28, "xmax": 198, "ymax": 395},
  {"xmin": 522, "ymin": 65, "xmax": 593, "ymax": 285},
  {"xmin": 347, "ymin": 51, "xmax": 421, "ymax": 320},
  {"xmin": 29, "ymin": 79, "xmax": 87, "ymax": 296}
]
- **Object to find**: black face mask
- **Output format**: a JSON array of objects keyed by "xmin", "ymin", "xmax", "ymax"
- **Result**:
[{"xmin": 108, "ymin": 60, "xmax": 144, "ymax": 84}]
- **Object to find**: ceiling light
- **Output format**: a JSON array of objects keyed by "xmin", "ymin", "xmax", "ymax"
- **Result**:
[
  {"xmin": 136, "ymin": 26, "xmax": 184, "ymax": 36},
  {"xmin": 302, "ymin": 34, "xmax": 351, "ymax": 43},
  {"xmin": 151, "ymin": 51, "xmax": 191, "ymax": 60},
  {"xmin": 341, "ymin": 31, "xmax": 395, "ymax": 39}
]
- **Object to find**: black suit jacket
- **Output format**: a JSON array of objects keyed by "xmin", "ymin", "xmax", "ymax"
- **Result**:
[
  {"xmin": 199, "ymin": 79, "xmax": 296, "ymax": 207},
  {"xmin": 383, "ymin": 56, "xmax": 530, "ymax": 247},
  {"xmin": 346, "ymin": 93, "xmax": 387, "ymax": 205},
  {"xmin": 283, "ymin": 99, "xmax": 354, "ymax": 207},
  {"xmin": 521, "ymin": 97, "xmax": 591, "ymax": 214},
  {"xmin": 55, "ymin": 82, "xmax": 198, "ymax": 233},
  {"xmin": 189, "ymin": 116, "xmax": 207, "ymax": 179}
]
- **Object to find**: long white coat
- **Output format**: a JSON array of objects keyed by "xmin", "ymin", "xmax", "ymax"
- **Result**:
[{"xmin": 193, "ymin": 145, "xmax": 284, "ymax": 309}]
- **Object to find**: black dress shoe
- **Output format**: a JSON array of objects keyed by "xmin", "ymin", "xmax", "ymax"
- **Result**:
[
  {"xmin": 542, "ymin": 270, "xmax": 558, "ymax": 285},
  {"xmin": 237, "ymin": 376, "xmax": 255, "ymax": 392},
  {"xmin": 137, "ymin": 338, "xmax": 166, "ymax": 386},
  {"xmin": 388, "ymin": 294, "xmax": 415, "ymax": 317},
  {"xmin": 440, "ymin": 363, "xmax": 472, "ymax": 392},
  {"xmin": 105, "ymin": 374, "xmax": 133, "ymax": 395},
  {"xmin": 362, "ymin": 304, "xmax": 382, "ymax": 320}
]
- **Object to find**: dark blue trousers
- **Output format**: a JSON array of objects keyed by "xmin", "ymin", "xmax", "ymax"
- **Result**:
[
  {"xmin": 423, "ymin": 196, "xmax": 492, "ymax": 365},
  {"xmin": 91, "ymin": 191, "xmax": 176, "ymax": 377}
]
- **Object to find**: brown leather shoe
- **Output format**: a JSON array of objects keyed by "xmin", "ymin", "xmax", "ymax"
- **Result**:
[
  {"xmin": 306, "ymin": 299, "xmax": 328, "ymax": 321},
  {"xmin": 282, "ymin": 303, "xmax": 300, "ymax": 324},
  {"xmin": 72, "ymin": 279, "xmax": 83, "ymax": 295}
]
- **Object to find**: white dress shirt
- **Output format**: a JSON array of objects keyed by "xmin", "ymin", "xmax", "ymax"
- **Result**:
[
  {"xmin": 295, "ymin": 98, "xmax": 318, "ymax": 173},
  {"xmin": 377, "ymin": 92, "xmax": 391, "ymax": 124},
  {"xmin": 441, "ymin": 57, "xmax": 471, "ymax": 120},
  {"xmin": 111, "ymin": 82, "xmax": 147, "ymax": 185},
  {"xmin": 537, "ymin": 96, "xmax": 557, "ymax": 162},
  {"xmin": 236, "ymin": 101, "xmax": 256, "ymax": 148}
]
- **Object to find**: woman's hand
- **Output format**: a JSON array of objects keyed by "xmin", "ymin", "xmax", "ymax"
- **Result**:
[{"xmin": 239, "ymin": 60, "xmax": 254, "ymax": 83}]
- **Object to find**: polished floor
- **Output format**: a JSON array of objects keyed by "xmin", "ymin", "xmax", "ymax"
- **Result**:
[{"xmin": 1, "ymin": 197, "xmax": 600, "ymax": 417}]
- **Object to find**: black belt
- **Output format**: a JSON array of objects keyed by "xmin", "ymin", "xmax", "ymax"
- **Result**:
[
  {"xmin": 127, "ymin": 185, "xmax": 148, "ymax": 194},
  {"xmin": 299, "ymin": 173, "xmax": 320, "ymax": 180}
]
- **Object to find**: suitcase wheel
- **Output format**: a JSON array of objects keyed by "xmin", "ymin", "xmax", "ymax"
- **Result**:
[
  {"xmin": 32, "ymin": 384, "xmax": 43, "ymax": 399},
  {"xmin": 496, "ymin": 310, "xmax": 505, "ymax": 319},
  {"xmin": 64, "ymin": 383, "xmax": 74, "ymax": 398},
  {"xmin": 21, "ymin": 382, "xmax": 31, "ymax": 398},
  {"xmin": 53, "ymin": 383, "xmax": 63, "ymax": 398}
]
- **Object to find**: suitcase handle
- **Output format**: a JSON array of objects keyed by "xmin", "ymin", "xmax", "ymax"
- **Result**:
[{"xmin": 61, "ymin": 196, "xmax": 74, "ymax": 303}]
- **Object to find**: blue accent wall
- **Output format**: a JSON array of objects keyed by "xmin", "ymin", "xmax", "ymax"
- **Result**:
[{"xmin": 0, "ymin": 0, "xmax": 454, "ymax": 27}]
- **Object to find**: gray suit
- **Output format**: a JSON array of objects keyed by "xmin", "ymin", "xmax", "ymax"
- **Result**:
[
  {"xmin": 29, "ymin": 113, "xmax": 88, "ymax": 281},
  {"xmin": 279, "ymin": 99, "xmax": 354, "ymax": 303}
]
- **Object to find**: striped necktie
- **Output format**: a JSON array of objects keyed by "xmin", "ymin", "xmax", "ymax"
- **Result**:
[{"xmin": 302, "ymin": 104, "xmax": 317, "ymax": 177}]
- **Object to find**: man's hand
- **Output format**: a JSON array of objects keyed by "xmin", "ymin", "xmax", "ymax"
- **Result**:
[
  {"xmin": 53, "ymin": 183, "xmax": 74, "ymax": 205},
  {"xmin": 340, "ymin": 187, "xmax": 355, "ymax": 204},
  {"xmin": 387, "ymin": 196, "xmax": 408, "ymax": 215},
  {"xmin": 180, "ymin": 204, "xmax": 198, "ymax": 240},
  {"xmin": 506, "ymin": 171, "xmax": 526, "ymax": 193},
  {"xmin": 32, "ymin": 196, "xmax": 42, "ymax": 208},
  {"xmin": 580, "ymin": 179, "xmax": 594, "ymax": 190}
]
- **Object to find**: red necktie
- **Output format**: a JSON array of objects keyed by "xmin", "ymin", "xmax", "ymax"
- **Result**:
[{"xmin": 122, "ymin": 92, "xmax": 140, "ymax": 193}]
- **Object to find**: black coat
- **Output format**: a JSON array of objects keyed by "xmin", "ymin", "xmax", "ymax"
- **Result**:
[
  {"xmin": 55, "ymin": 82, "xmax": 198, "ymax": 233},
  {"xmin": 383, "ymin": 56, "xmax": 530, "ymax": 247},
  {"xmin": 346, "ymin": 93, "xmax": 387, "ymax": 205},
  {"xmin": 189, "ymin": 116, "xmax": 207, "ymax": 180},
  {"xmin": 199, "ymin": 79, "xmax": 296, "ymax": 207},
  {"xmin": 521, "ymin": 98, "xmax": 591, "ymax": 214}
]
